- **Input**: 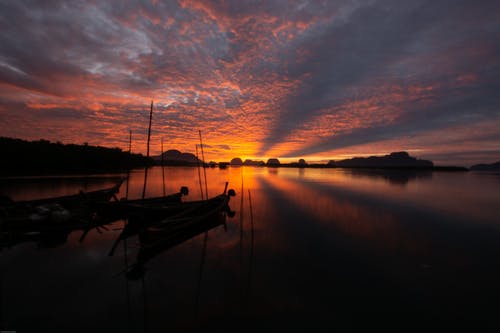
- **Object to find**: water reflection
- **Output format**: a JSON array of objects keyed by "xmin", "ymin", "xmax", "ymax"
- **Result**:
[
  {"xmin": 1, "ymin": 167, "xmax": 500, "ymax": 331},
  {"xmin": 0, "ymin": 181, "xmax": 123, "ymax": 253},
  {"xmin": 0, "ymin": 175, "xmax": 124, "ymax": 201},
  {"xmin": 126, "ymin": 204, "xmax": 231, "ymax": 280},
  {"xmin": 344, "ymin": 168, "xmax": 433, "ymax": 186},
  {"xmin": 1, "ymin": 230, "xmax": 69, "ymax": 249},
  {"xmin": 261, "ymin": 173, "xmax": 405, "ymax": 248}
]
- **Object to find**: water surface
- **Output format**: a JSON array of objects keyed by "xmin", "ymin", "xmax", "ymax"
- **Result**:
[{"xmin": 1, "ymin": 167, "xmax": 499, "ymax": 331}]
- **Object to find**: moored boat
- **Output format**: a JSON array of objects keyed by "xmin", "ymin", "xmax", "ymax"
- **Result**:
[
  {"xmin": 0, "ymin": 180, "xmax": 123, "ymax": 232},
  {"xmin": 125, "ymin": 184, "xmax": 235, "ymax": 279},
  {"xmin": 92, "ymin": 186, "xmax": 189, "ymax": 222},
  {"xmin": 108, "ymin": 183, "xmax": 235, "ymax": 256}
]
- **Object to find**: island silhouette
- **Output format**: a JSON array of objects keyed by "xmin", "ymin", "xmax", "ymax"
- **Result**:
[
  {"xmin": 154, "ymin": 149, "xmax": 201, "ymax": 166},
  {"xmin": 0, "ymin": 137, "xmax": 472, "ymax": 175},
  {"xmin": 328, "ymin": 151, "xmax": 433, "ymax": 168},
  {"xmin": 470, "ymin": 161, "xmax": 500, "ymax": 171}
]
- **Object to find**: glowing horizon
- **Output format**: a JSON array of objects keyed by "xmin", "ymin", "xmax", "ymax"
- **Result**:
[{"xmin": 1, "ymin": 1, "xmax": 499, "ymax": 167}]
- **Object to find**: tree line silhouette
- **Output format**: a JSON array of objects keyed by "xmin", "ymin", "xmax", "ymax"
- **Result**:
[{"xmin": 0, "ymin": 137, "xmax": 154, "ymax": 175}]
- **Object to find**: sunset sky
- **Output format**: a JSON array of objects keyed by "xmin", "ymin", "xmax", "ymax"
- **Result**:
[{"xmin": 0, "ymin": 0, "xmax": 499, "ymax": 166}]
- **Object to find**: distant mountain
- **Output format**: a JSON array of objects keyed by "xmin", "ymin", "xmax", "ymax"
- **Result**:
[
  {"xmin": 289, "ymin": 159, "xmax": 308, "ymax": 168},
  {"xmin": 243, "ymin": 159, "xmax": 265, "ymax": 166},
  {"xmin": 154, "ymin": 149, "xmax": 201, "ymax": 165},
  {"xmin": 470, "ymin": 161, "xmax": 500, "ymax": 171},
  {"xmin": 329, "ymin": 152, "xmax": 433, "ymax": 169},
  {"xmin": 230, "ymin": 157, "xmax": 243, "ymax": 166},
  {"xmin": 266, "ymin": 158, "xmax": 281, "ymax": 167}
]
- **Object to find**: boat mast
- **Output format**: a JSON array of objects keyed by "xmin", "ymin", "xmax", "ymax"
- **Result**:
[
  {"xmin": 195, "ymin": 144, "xmax": 204, "ymax": 200},
  {"xmin": 198, "ymin": 130, "xmax": 209, "ymax": 199},
  {"xmin": 161, "ymin": 137, "xmax": 165, "ymax": 197},
  {"xmin": 141, "ymin": 100, "xmax": 154, "ymax": 200},
  {"xmin": 145, "ymin": 100, "xmax": 153, "ymax": 158},
  {"xmin": 125, "ymin": 130, "xmax": 132, "ymax": 199}
]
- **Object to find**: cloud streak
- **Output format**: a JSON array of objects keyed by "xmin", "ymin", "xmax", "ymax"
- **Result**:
[{"xmin": 0, "ymin": 0, "xmax": 499, "ymax": 165}]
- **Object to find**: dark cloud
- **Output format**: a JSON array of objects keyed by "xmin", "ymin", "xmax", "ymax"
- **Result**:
[
  {"xmin": 216, "ymin": 144, "xmax": 230, "ymax": 150},
  {"xmin": 287, "ymin": 70, "xmax": 500, "ymax": 157},
  {"xmin": 258, "ymin": 0, "xmax": 500, "ymax": 155},
  {"xmin": 0, "ymin": 0, "xmax": 499, "ymax": 164}
]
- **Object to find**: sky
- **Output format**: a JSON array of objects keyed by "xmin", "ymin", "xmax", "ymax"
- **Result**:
[{"xmin": 0, "ymin": 0, "xmax": 499, "ymax": 166}]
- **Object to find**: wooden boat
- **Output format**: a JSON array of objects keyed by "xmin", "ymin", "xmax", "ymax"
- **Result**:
[
  {"xmin": 108, "ymin": 183, "xmax": 235, "ymax": 256},
  {"xmin": 92, "ymin": 186, "xmax": 189, "ymax": 221},
  {"xmin": 125, "ymin": 185, "xmax": 235, "ymax": 279},
  {"xmin": 0, "ymin": 180, "xmax": 123, "ymax": 232},
  {"xmin": 2, "ymin": 179, "xmax": 123, "ymax": 210},
  {"xmin": 139, "ymin": 193, "xmax": 231, "ymax": 248},
  {"xmin": 142, "ymin": 188, "xmax": 232, "ymax": 237}
]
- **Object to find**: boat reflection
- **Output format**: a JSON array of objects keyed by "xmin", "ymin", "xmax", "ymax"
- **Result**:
[
  {"xmin": 0, "ymin": 230, "xmax": 69, "ymax": 249},
  {"xmin": 0, "ymin": 215, "xmax": 119, "ymax": 250},
  {"xmin": 126, "ymin": 204, "xmax": 234, "ymax": 280}
]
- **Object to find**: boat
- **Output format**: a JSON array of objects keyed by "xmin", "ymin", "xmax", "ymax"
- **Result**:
[
  {"xmin": 108, "ymin": 183, "xmax": 235, "ymax": 256},
  {"xmin": 0, "ymin": 180, "xmax": 123, "ymax": 232},
  {"xmin": 125, "ymin": 185, "xmax": 235, "ymax": 279},
  {"xmin": 1, "ymin": 179, "xmax": 123, "ymax": 210},
  {"xmin": 139, "ymin": 191, "xmax": 232, "ymax": 246},
  {"xmin": 92, "ymin": 186, "xmax": 189, "ymax": 222}
]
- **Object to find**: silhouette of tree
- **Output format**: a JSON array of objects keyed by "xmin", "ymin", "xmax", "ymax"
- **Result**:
[{"xmin": 0, "ymin": 137, "xmax": 154, "ymax": 175}]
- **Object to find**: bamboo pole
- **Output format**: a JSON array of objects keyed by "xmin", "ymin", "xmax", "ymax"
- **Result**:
[
  {"xmin": 125, "ymin": 130, "xmax": 132, "ymax": 199},
  {"xmin": 198, "ymin": 130, "xmax": 209, "ymax": 199},
  {"xmin": 195, "ymin": 144, "xmax": 204, "ymax": 200},
  {"xmin": 141, "ymin": 100, "xmax": 154, "ymax": 200},
  {"xmin": 161, "ymin": 138, "xmax": 165, "ymax": 196}
]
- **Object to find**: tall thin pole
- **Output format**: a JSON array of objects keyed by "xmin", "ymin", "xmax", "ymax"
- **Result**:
[
  {"xmin": 124, "ymin": 130, "xmax": 132, "ymax": 333},
  {"xmin": 195, "ymin": 144, "xmax": 204, "ymax": 200},
  {"xmin": 141, "ymin": 101, "xmax": 154, "ymax": 200},
  {"xmin": 161, "ymin": 138, "xmax": 165, "ymax": 196},
  {"xmin": 239, "ymin": 172, "xmax": 244, "ymax": 266},
  {"xmin": 145, "ymin": 100, "xmax": 153, "ymax": 158},
  {"xmin": 125, "ymin": 130, "xmax": 132, "ymax": 199},
  {"xmin": 198, "ymin": 130, "xmax": 208, "ymax": 199},
  {"xmin": 140, "ymin": 101, "xmax": 153, "ymax": 331},
  {"xmin": 245, "ymin": 189, "xmax": 255, "ymax": 308},
  {"xmin": 128, "ymin": 130, "xmax": 132, "ymax": 152}
]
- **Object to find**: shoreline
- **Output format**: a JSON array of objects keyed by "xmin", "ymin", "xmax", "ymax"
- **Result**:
[{"xmin": 0, "ymin": 164, "xmax": 469, "ymax": 178}]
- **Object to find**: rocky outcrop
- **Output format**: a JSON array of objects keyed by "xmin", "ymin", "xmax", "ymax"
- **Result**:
[
  {"xmin": 155, "ymin": 149, "xmax": 201, "ymax": 165},
  {"xmin": 230, "ymin": 157, "xmax": 243, "ymax": 166},
  {"xmin": 266, "ymin": 158, "xmax": 281, "ymax": 167},
  {"xmin": 243, "ymin": 159, "xmax": 265, "ymax": 166},
  {"xmin": 470, "ymin": 161, "xmax": 500, "ymax": 171},
  {"xmin": 329, "ymin": 152, "xmax": 433, "ymax": 169}
]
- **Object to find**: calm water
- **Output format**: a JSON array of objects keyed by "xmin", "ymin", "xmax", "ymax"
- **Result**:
[{"xmin": 1, "ymin": 167, "xmax": 500, "ymax": 331}]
